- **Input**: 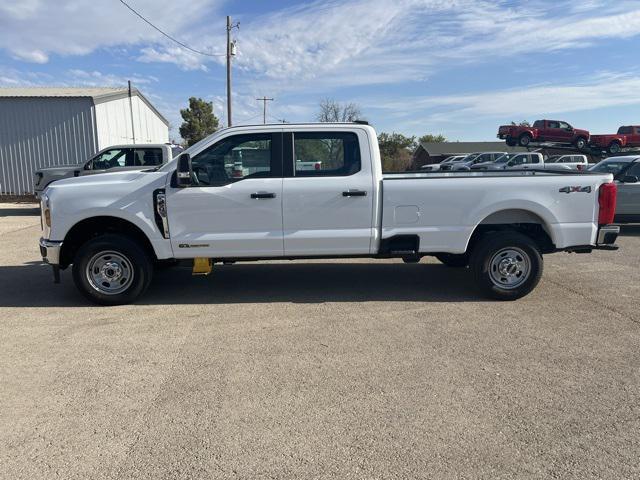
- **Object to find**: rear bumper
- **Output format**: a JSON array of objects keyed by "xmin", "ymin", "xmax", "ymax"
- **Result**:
[
  {"xmin": 596, "ymin": 224, "xmax": 619, "ymax": 247},
  {"xmin": 39, "ymin": 238, "xmax": 63, "ymax": 265}
]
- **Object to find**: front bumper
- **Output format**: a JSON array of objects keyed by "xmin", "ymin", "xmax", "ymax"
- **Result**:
[{"xmin": 39, "ymin": 238, "xmax": 63, "ymax": 265}]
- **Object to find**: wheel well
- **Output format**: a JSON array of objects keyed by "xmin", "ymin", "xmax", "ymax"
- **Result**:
[
  {"xmin": 468, "ymin": 210, "xmax": 555, "ymax": 254},
  {"xmin": 60, "ymin": 216, "xmax": 156, "ymax": 268}
]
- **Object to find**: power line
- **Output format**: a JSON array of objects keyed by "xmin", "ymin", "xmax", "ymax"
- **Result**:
[{"xmin": 118, "ymin": 0, "xmax": 225, "ymax": 57}]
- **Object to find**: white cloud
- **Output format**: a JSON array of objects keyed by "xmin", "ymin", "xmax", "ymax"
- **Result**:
[
  {"xmin": 0, "ymin": 0, "xmax": 223, "ymax": 63},
  {"xmin": 370, "ymin": 72, "xmax": 640, "ymax": 128}
]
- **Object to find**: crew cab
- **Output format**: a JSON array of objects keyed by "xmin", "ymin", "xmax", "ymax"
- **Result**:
[
  {"xmin": 590, "ymin": 126, "xmax": 640, "ymax": 154},
  {"xmin": 38, "ymin": 123, "xmax": 619, "ymax": 305},
  {"xmin": 33, "ymin": 144, "xmax": 178, "ymax": 197},
  {"xmin": 497, "ymin": 120, "xmax": 589, "ymax": 149}
]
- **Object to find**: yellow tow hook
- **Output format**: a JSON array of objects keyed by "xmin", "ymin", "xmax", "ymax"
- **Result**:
[{"xmin": 192, "ymin": 257, "xmax": 213, "ymax": 275}]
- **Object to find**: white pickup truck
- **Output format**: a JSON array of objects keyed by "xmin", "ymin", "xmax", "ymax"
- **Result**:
[{"xmin": 39, "ymin": 123, "xmax": 620, "ymax": 305}]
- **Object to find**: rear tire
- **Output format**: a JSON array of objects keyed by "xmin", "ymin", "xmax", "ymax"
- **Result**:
[
  {"xmin": 435, "ymin": 253, "xmax": 469, "ymax": 268},
  {"xmin": 518, "ymin": 133, "xmax": 532, "ymax": 147},
  {"xmin": 574, "ymin": 137, "xmax": 587, "ymax": 150},
  {"xmin": 470, "ymin": 232, "xmax": 542, "ymax": 300},
  {"xmin": 72, "ymin": 234, "xmax": 153, "ymax": 305},
  {"xmin": 608, "ymin": 141, "xmax": 621, "ymax": 154}
]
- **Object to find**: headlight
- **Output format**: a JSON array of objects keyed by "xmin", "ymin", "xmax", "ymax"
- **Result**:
[{"xmin": 41, "ymin": 193, "xmax": 51, "ymax": 228}]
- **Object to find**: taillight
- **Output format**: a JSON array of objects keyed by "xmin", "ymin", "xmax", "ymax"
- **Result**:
[
  {"xmin": 315, "ymin": 163, "xmax": 320, "ymax": 170},
  {"xmin": 576, "ymin": 164, "xmax": 583, "ymax": 171},
  {"xmin": 598, "ymin": 182, "xmax": 617, "ymax": 225}
]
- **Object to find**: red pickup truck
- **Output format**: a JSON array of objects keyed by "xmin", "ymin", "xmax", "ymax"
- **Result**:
[
  {"xmin": 497, "ymin": 120, "xmax": 590, "ymax": 149},
  {"xmin": 590, "ymin": 126, "xmax": 640, "ymax": 154}
]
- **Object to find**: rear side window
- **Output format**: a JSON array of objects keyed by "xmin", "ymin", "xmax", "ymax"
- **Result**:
[
  {"xmin": 548, "ymin": 121, "xmax": 560, "ymax": 129},
  {"xmin": 293, "ymin": 132, "xmax": 361, "ymax": 176},
  {"xmin": 134, "ymin": 148, "xmax": 163, "ymax": 166}
]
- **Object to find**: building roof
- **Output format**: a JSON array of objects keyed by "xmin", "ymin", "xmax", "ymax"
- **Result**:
[
  {"xmin": 419, "ymin": 141, "xmax": 527, "ymax": 155},
  {"xmin": 0, "ymin": 86, "xmax": 169, "ymax": 127}
]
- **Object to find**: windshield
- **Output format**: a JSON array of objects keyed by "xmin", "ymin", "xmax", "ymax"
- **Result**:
[
  {"xmin": 459, "ymin": 153, "xmax": 479, "ymax": 163},
  {"xmin": 589, "ymin": 160, "xmax": 632, "ymax": 175},
  {"xmin": 494, "ymin": 154, "xmax": 513, "ymax": 164}
]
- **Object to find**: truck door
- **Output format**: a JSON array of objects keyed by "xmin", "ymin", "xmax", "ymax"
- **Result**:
[
  {"xmin": 282, "ymin": 130, "xmax": 374, "ymax": 255},
  {"xmin": 545, "ymin": 121, "xmax": 563, "ymax": 142},
  {"xmin": 616, "ymin": 162, "xmax": 640, "ymax": 219},
  {"xmin": 166, "ymin": 132, "xmax": 284, "ymax": 258}
]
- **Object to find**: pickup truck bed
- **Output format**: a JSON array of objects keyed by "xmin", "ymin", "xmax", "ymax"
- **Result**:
[{"xmin": 38, "ymin": 123, "xmax": 619, "ymax": 305}]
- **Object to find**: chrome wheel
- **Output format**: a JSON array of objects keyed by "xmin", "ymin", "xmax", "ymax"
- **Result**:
[
  {"xmin": 86, "ymin": 250, "xmax": 134, "ymax": 295},
  {"xmin": 488, "ymin": 247, "xmax": 530, "ymax": 289}
]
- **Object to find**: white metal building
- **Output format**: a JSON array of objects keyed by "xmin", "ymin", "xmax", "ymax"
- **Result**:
[{"xmin": 0, "ymin": 87, "xmax": 169, "ymax": 195}]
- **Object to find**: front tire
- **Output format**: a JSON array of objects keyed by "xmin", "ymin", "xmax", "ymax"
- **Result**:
[
  {"xmin": 72, "ymin": 234, "xmax": 153, "ymax": 305},
  {"xmin": 608, "ymin": 141, "xmax": 621, "ymax": 154},
  {"xmin": 470, "ymin": 232, "xmax": 542, "ymax": 300},
  {"xmin": 518, "ymin": 133, "xmax": 532, "ymax": 147},
  {"xmin": 505, "ymin": 137, "xmax": 517, "ymax": 147},
  {"xmin": 574, "ymin": 137, "xmax": 587, "ymax": 150}
]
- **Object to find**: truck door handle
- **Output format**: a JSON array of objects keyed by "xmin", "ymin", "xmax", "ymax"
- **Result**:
[
  {"xmin": 250, "ymin": 192, "xmax": 276, "ymax": 199},
  {"xmin": 342, "ymin": 190, "xmax": 367, "ymax": 197}
]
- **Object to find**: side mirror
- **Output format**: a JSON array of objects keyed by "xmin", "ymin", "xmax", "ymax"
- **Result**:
[
  {"xmin": 622, "ymin": 175, "xmax": 639, "ymax": 183},
  {"xmin": 176, "ymin": 153, "xmax": 193, "ymax": 187}
]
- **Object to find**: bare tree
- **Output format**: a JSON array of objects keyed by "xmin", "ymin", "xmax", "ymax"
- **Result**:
[{"xmin": 317, "ymin": 98, "xmax": 363, "ymax": 123}]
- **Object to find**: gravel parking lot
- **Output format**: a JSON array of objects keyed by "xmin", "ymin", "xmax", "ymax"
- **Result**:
[{"xmin": 1, "ymin": 202, "xmax": 639, "ymax": 479}]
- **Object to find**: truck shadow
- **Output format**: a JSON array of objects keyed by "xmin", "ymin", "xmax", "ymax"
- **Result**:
[
  {"xmin": 0, "ymin": 262, "xmax": 480, "ymax": 307},
  {"xmin": 0, "ymin": 206, "xmax": 40, "ymax": 217},
  {"xmin": 619, "ymin": 225, "xmax": 640, "ymax": 237}
]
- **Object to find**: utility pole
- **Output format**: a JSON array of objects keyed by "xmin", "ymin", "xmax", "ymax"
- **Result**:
[
  {"xmin": 226, "ymin": 16, "xmax": 239, "ymax": 126},
  {"xmin": 128, "ymin": 80, "xmax": 136, "ymax": 143},
  {"xmin": 256, "ymin": 97, "xmax": 274, "ymax": 124}
]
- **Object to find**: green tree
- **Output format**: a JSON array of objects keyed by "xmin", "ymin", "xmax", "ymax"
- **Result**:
[
  {"xmin": 377, "ymin": 132, "xmax": 417, "ymax": 172},
  {"xmin": 179, "ymin": 97, "xmax": 220, "ymax": 147},
  {"xmin": 418, "ymin": 133, "xmax": 447, "ymax": 144}
]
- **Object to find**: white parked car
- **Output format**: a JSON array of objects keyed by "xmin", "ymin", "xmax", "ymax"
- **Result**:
[
  {"xmin": 421, "ymin": 155, "xmax": 465, "ymax": 172},
  {"xmin": 472, "ymin": 153, "xmax": 573, "ymax": 171},
  {"xmin": 33, "ymin": 144, "xmax": 176, "ymax": 197},
  {"xmin": 39, "ymin": 123, "xmax": 619, "ymax": 304},
  {"xmin": 546, "ymin": 154, "xmax": 589, "ymax": 171}
]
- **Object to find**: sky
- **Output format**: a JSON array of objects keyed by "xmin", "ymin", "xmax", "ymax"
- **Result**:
[{"xmin": 1, "ymin": 0, "xmax": 640, "ymax": 142}]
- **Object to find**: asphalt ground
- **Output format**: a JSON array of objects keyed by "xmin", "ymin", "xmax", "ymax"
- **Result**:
[{"xmin": 1, "ymin": 203, "xmax": 639, "ymax": 479}]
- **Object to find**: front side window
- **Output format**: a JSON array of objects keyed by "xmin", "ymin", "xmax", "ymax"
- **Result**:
[
  {"xmin": 293, "ymin": 132, "xmax": 361, "ymax": 176},
  {"xmin": 190, "ymin": 133, "xmax": 273, "ymax": 186},
  {"xmin": 530, "ymin": 155, "xmax": 540, "ymax": 164},
  {"xmin": 559, "ymin": 122, "xmax": 570, "ymax": 130},
  {"xmin": 89, "ymin": 148, "xmax": 132, "ymax": 170},
  {"xmin": 509, "ymin": 154, "xmax": 527, "ymax": 165},
  {"xmin": 626, "ymin": 162, "xmax": 640, "ymax": 177}
]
